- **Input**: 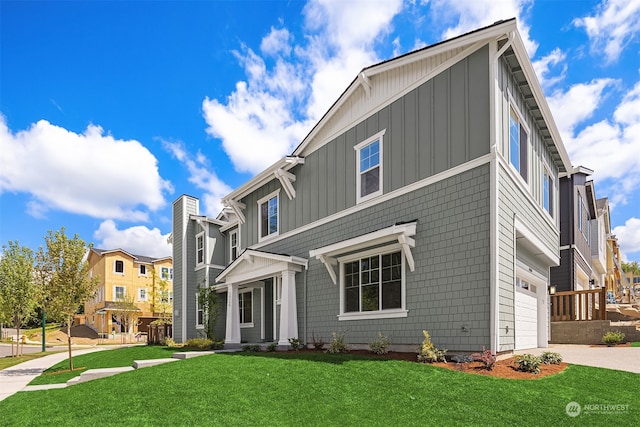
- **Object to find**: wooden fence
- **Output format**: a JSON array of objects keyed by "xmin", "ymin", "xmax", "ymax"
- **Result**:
[
  {"xmin": 550, "ymin": 288, "xmax": 607, "ymax": 322},
  {"xmin": 147, "ymin": 323, "xmax": 172, "ymax": 344}
]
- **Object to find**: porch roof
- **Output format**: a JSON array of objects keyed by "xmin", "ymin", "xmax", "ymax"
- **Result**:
[{"xmin": 215, "ymin": 249, "xmax": 308, "ymax": 286}]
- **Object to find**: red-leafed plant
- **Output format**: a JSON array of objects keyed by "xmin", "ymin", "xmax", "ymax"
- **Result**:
[{"xmin": 470, "ymin": 346, "xmax": 496, "ymax": 370}]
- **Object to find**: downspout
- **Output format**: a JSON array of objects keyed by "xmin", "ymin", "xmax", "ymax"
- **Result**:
[{"xmin": 303, "ymin": 266, "xmax": 308, "ymax": 346}]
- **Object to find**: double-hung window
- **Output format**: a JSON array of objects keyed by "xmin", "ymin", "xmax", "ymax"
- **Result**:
[
  {"xmin": 230, "ymin": 229, "xmax": 238, "ymax": 261},
  {"xmin": 239, "ymin": 290, "xmax": 253, "ymax": 326},
  {"xmin": 114, "ymin": 286, "xmax": 125, "ymax": 300},
  {"xmin": 196, "ymin": 295, "xmax": 204, "ymax": 328},
  {"xmin": 342, "ymin": 249, "xmax": 403, "ymax": 317},
  {"xmin": 196, "ymin": 232, "xmax": 205, "ymax": 267},
  {"xmin": 543, "ymin": 167, "xmax": 554, "ymax": 217},
  {"xmin": 138, "ymin": 288, "xmax": 147, "ymax": 302},
  {"xmin": 509, "ymin": 106, "xmax": 528, "ymax": 182},
  {"xmin": 161, "ymin": 267, "xmax": 173, "ymax": 280},
  {"xmin": 139, "ymin": 265, "xmax": 147, "ymax": 276},
  {"xmin": 355, "ymin": 130, "xmax": 385, "ymax": 203},
  {"xmin": 114, "ymin": 260, "xmax": 124, "ymax": 274},
  {"xmin": 258, "ymin": 190, "xmax": 279, "ymax": 241}
]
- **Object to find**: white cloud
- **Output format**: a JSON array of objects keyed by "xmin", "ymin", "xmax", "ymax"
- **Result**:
[
  {"xmin": 162, "ymin": 139, "xmax": 233, "ymax": 217},
  {"xmin": 613, "ymin": 218, "xmax": 640, "ymax": 261},
  {"xmin": 93, "ymin": 220, "xmax": 171, "ymax": 258},
  {"xmin": 532, "ymin": 48, "xmax": 567, "ymax": 90},
  {"xmin": 0, "ymin": 116, "xmax": 172, "ymax": 220},
  {"xmin": 574, "ymin": 0, "xmax": 640, "ymax": 64},
  {"xmin": 431, "ymin": 0, "xmax": 538, "ymax": 57},
  {"xmin": 202, "ymin": 0, "xmax": 402, "ymax": 175}
]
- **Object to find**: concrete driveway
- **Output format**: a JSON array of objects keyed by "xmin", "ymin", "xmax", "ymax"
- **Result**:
[{"xmin": 514, "ymin": 344, "xmax": 640, "ymax": 373}]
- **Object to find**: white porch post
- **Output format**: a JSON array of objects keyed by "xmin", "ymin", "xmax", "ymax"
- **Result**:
[
  {"xmin": 225, "ymin": 283, "xmax": 241, "ymax": 345},
  {"xmin": 278, "ymin": 270, "xmax": 298, "ymax": 346}
]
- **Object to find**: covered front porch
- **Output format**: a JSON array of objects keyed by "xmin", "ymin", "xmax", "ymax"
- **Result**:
[{"xmin": 214, "ymin": 250, "xmax": 308, "ymax": 348}]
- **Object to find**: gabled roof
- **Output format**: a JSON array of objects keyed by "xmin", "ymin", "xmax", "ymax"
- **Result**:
[
  {"xmin": 215, "ymin": 249, "xmax": 307, "ymax": 285},
  {"xmin": 90, "ymin": 248, "xmax": 172, "ymax": 264}
]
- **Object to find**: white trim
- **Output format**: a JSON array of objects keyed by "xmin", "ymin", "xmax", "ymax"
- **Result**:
[
  {"xmin": 338, "ymin": 310, "xmax": 408, "ymax": 321},
  {"xmin": 253, "ymin": 153, "xmax": 492, "ymax": 251},
  {"xmin": 355, "ymin": 129, "xmax": 385, "ymax": 204},
  {"xmin": 215, "ymin": 249, "xmax": 307, "ymax": 284},
  {"xmin": 195, "ymin": 294, "xmax": 204, "ymax": 329},
  {"xmin": 239, "ymin": 288, "xmax": 254, "ymax": 328},
  {"xmin": 113, "ymin": 285, "xmax": 126, "ymax": 300},
  {"xmin": 195, "ymin": 231, "xmax": 205, "ymax": 268},
  {"xmin": 138, "ymin": 264, "xmax": 148, "ymax": 277},
  {"xmin": 514, "ymin": 216, "xmax": 560, "ymax": 266},
  {"xmin": 229, "ymin": 229, "xmax": 239, "ymax": 262},
  {"xmin": 507, "ymin": 97, "xmax": 530, "ymax": 184},
  {"xmin": 137, "ymin": 288, "xmax": 147, "ymax": 302},
  {"xmin": 489, "ymin": 40, "xmax": 500, "ymax": 354},
  {"xmin": 257, "ymin": 189, "xmax": 280, "ymax": 242},
  {"xmin": 113, "ymin": 259, "xmax": 125, "ymax": 275}
]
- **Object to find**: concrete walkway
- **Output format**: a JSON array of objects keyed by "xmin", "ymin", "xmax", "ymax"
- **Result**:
[{"xmin": 514, "ymin": 344, "xmax": 640, "ymax": 373}]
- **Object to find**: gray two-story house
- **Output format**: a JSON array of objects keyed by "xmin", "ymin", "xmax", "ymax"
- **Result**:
[{"xmin": 173, "ymin": 18, "xmax": 572, "ymax": 353}]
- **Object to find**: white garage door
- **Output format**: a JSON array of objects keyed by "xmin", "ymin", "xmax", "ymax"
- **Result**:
[{"xmin": 515, "ymin": 279, "xmax": 538, "ymax": 350}]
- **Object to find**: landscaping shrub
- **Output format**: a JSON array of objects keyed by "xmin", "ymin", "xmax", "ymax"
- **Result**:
[
  {"xmin": 417, "ymin": 330, "xmax": 446, "ymax": 363},
  {"xmin": 327, "ymin": 331, "xmax": 349, "ymax": 354},
  {"xmin": 242, "ymin": 344, "xmax": 261, "ymax": 352},
  {"xmin": 470, "ymin": 347, "xmax": 496, "ymax": 370},
  {"xmin": 184, "ymin": 338, "xmax": 213, "ymax": 350},
  {"xmin": 540, "ymin": 351, "xmax": 563, "ymax": 364},
  {"xmin": 515, "ymin": 354, "xmax": 541, "ymax": 374},
  {"xmin": 602, "ymin": 331, "xmax": 625, "ymax": 346},
  {"xmin": 311, "ymin": 332, "xmax": 325, "ymax": 350},
  {"xmin": 288, "ymin": 338, "xmax": 301, "ymax": 351},
  {"xmin": 368, "ymin": 332, "xmax": 391, "ymax": 355},
  {"xmin": 266, "ymin": 343, "xmax": 277, "ymax": 352}
]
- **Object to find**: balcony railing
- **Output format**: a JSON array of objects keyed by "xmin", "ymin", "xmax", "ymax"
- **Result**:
[{"xmin": 550, "ymin": 288, "xmax": 607, "ymax": 322}]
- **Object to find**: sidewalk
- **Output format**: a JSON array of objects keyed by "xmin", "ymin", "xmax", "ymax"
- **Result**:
[
  {"xmin": 514, "ymin": 344, "xmax": 640, "ymax": 373},
  {"xmin": 0, "ymin": 346, "xmax": 118, "ymax": 402}
]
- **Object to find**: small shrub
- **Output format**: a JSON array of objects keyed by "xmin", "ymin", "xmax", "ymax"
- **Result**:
[
  {"xmin": 515, "ymin": 354, "xmax": 541, "ymax": 374},
  {"xmin": 416, "ymin": 330, "xmax": 447, "ymax": 363},
  {"xmin": 242, "ymin": 344, "xmax": 261, "ymax": 352},
  {"xmin": 451, "ymin": 354, "xmax": 474, "ymax": 364},
  {"xmin": 602, "ymin": 331, "xmax": 625, "ymax": 346},
  {"xmin": 161, "ymin": 337, "xmax": 179, "ymax": 348},
  {"xmin": 288, "ymin": 337, "xmax": 301, "ymax": 351},
  {"xmin": 184, "ymin": 338, "xmax": 213, "ymax": 350},
  {"xmin": 327, "ymin": 331, "xmax": 349, "ymax": 354},
  {"xmin": 211, "ymin": 340, "xmax": 225, "ymax": 350},
  {"xmin": 311, "ymin": 332, "xmax": 325, "ymax": 350},
  {"xmin": 266, "ymin": 342, "xmax": 278, "ymax": 352},
  {"xmin": 540, "ymin": 351, "xmax": 563, "ymax": 364},
  {"xmin": 368, "ymin": 332, "xmax": 391, "ymax": 355},
  {"xmin": 470, "ymin": 347, "xmax": 496, "ymax": 370}
]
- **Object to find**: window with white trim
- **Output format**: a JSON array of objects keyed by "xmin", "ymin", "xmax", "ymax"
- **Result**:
[
  {"xmin": 196, "ymin": 232, "xmax": 205, "ymax": 266},
  {"xmin": 239, "ymin": 289, "xmax": 253, "ymax": 326},
  {"xmin": 543, "ymin": 166, "xmax": 554, "ymax": 217},
  {"xmin": 196, "ymin": 295, "xmax": 204, "ymax": 328},
  {"xmin": 258, "ymin": 190, "xmax": 279, "ymax": 240},
  {"xmin": 114, "ymin": 286, "xmax": 125, "ymax": 300},
  {"xmin": 578, "ymin": 193, "xmax": 584, "ymax": 234},
  {"xmin": 341, "ymin": 248, "xmax": 404, "ymax": 317},
  {"xmin": 509, "ymin": 106, "xmax": 528, "ymax": 182},
  {"xmin": 139, "ymin": 265, "xmax": 147, "ymax": 276},
  {"xmin": 161, "ymin": 267, "xmax": 173, "ymax": 280},
  {"xmin": 114, "ymin": 260, "xmax": 124, "ymax": 274},
  {"xmin": 230, "ymin": 229, "xmax": 238, "ymax": 261},
  {"xmin": 355, "ymin": 130, "xmax": 385, "ymax": 203},
  {"xmin": 138, "ymin": 288, "xmax": 147, "ymax": 302}
]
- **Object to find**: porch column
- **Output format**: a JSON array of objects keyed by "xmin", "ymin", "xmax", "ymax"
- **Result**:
[
  {"xmin": 278, "ymin": 270, "xmax": 298, "ymax": 346},
  {"xmin": 225, "ymin": 283, "xmax": 241, "ymax": 345}
]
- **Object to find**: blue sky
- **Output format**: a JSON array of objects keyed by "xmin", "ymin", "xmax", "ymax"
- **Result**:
[{"xmin": 1, "ymin": 0, "xmax": 639, "ymax": 261}]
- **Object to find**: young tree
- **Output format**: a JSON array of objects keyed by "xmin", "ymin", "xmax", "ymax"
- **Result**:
[
  {"xmin": 40, "ymin": 228, "xmax": 99, "ymax": 370},
  {"xmin": 197, "ymin": 282, "xmax": 219, "ymax": 340},
  {"xmin": 113, "ymin": 293, "xmax": 140, "ymax": 344},
  {"xmin": 149, "ymin": 268, "xmax": 172, "ymax": 322},
  {"xmin": 621, "ymin": 261, "xmax": 640, "ymax": 274},
  {"xmin": 0, "ymin": 241, "xmax": 37, "ymax": 356}
]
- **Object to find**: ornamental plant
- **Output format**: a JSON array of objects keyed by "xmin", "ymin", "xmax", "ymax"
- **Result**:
[
  {"xmin": 540, "ymin": 351, "xmax": 563, "ymax": 364},
  {"xmin": 368, "ymin": 332, "xmax": 391, "ymax": 355},
  {"xmin": 602, "ymin": 331, "xmax": 625, "ymax": 346},
  {"xmin": 470, "ymin": 347, "xmax": 496, "ymax": 370},
  {"xmin": 327, "ymin": 331, "xmax": 349, "ymax": 354},
  {"xmin": 416, "ymin": 330, "xmax": 446, "ymax": 363},
  {"xmin": 515, "ymin": 354, "xmax": 541, "ymax": 374}
]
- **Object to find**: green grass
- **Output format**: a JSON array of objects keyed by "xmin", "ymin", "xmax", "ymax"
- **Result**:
[
  {"xmin": 28, "ymin": 346, "xmax": 178, "ymax": 385},
  {"xmin": 0, "ymin": 351, "xmax": 64, "ymax": 370},
  {"xmin": 1, "ymin": 351, "xmax": 638, "ymax": 426},
  {"xmin": 631, "ymin": 341, "xmax": 640, "ymax": 347}
]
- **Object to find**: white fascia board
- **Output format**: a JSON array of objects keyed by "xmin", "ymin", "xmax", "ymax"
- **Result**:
[
  {"xmin": 509, "ymin": 29, "xmax": 572, "ymax": 173},
  {"xmin": 215, "ymin": 249, "xmax": 308, "ymax": 283},
  {"xmin": 514, "ymin": 217, "xmax": 560, "ymax": 266},
  {"xmin": 191, "ymin": 214, "xmax": 228, "ymax": 228}
]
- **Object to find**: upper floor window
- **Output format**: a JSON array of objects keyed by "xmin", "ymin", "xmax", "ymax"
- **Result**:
[
  {"xmin": 258, "ymin": 190, "xmax": 279, "ymax": 241},
  {"xmin": 230, "ymin": 229, "xmax": 238, "ymax": 261},
  {"xmin": 578, "ymin": 193, "xmax": 583, "ymax": 233},
  {"xmin": 114, "ymin": 286, "xmax": 125, "ymax": 300},
  {"xmin": 161, "ymin": 267, "xmax": 173, "ymax": 281},
  {"xmin": 509, "ymin": 106, "xmax": 528, "ymax": 182},
  {"xmin": 355, "ymin": 130, "xmax": 385, "ymax": 203},
  {"xmin": 196, "ymin": 232, "xmax": 205, "ymax": 266},
  {"xmin": 114, "ymin": 260, "xmax": 124, "ymax": 274},
  {"xmin": 543, "ymin": 167, "xmax": 554, "ymax": 217},
  {"xmin": 139, "ymin": 265, "xmax": 147, "ymax": 276},
  {"xmin": 138, "ymin": 288, "xmax": 147, "ymax": 302}
]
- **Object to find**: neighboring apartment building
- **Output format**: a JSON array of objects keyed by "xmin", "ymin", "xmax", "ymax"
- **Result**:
[
  {"xmin": 550, "ymin": 167, "xmax": 597, "ymax": 292},
  {"xmin": 85, "ymin": 248, "xmax": 173, "ymax": 336},
  {"xmin": 173, "ymin": 19, "xmax": 572, "ymax": 353},
  {"xmin": 590, "ymin": 197, "xmax": 610, "ymax": 290}
]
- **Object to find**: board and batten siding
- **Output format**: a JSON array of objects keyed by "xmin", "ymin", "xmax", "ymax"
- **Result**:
[{"xmin": 242, "ymin": 46, "xmax": 491, "ymax": 248}]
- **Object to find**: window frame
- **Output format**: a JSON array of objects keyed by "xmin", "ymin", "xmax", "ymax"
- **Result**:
[
  {"xmin": 354, "ymin": 129, "xmax": 385, "ymax": 204},
  {"xmin": 114, "ymin": 260, "xmax": 125, "ymax": 275},
  {"xmin": 138, "ymin": 288, "xmax": 147, "ymax": 302},
  {"xmin": 542, "ymin": 164, "xmax": 554, "ymax": 218},
  {"xmin": 257, "ymin": 189, "xmax": 280, "ymax": 242},
  {"xmin": 196, "ymin": 231, "xmax": 205, "ymax": 267},
  {"xmin": 230, "ymin": 229, "xmax": 238, "ymax": 261},
  {"xmin": 508, "ymin": 103, "xmax": 529, "ymax": 183},
  {"xmin": 195, "ymin": 294, "xmax": 204, "ymax": 329},
  {"xmin": 338, "ymin": 243, "xmax": 407, "ymax": 321},
  {"xmin": 114, "ymin": 286, "xmax": 126, "ymax": 301},
  {"xmin": 239, "ymin": 289, "xmax": 254, "ymax": 327},
  {"xmin": 138, "ymin": 264, "xmax": 147, "ymax": 276},
  {"xmin": 161, "ymin": 267, "xmax": 173, "ymax": 281}
]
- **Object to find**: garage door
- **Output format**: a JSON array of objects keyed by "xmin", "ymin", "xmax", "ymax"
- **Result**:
[{"xmin": 515, "ymin": 279, "xmax": 538, "ymax": 350}]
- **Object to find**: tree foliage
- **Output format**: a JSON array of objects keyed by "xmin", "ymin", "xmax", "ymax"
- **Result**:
[
  {"xmin": 113, "ymin": 293, "xmax": 140, "ymax": 343},
  {"xmin": 197, "ymin": 283, "xmax": 219, "ymax": 340},
  {"xmin": 149, "ymin": 268, "xmax": 172, "ymax": 322},
  {"xmin": 0, "ymin": 241, "xmax": 37, "ymax": 355},
  {"xmin": 36, "ymin": 228, "xmax": 99, "ymax": 370},
  {"xmin": 621, "ymin": 261, "xmax": 640, "ymax": 275}
]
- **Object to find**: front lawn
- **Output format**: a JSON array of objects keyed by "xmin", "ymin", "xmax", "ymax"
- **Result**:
[
  {"xmin": 28, "ymin": 346, "xmax": 178, "ymax": 385},
  {"xmin": 631, "ymin": 341, "xmax": 640, "ymax": 347},
  {"xmin": 1, "ymin": 351, "xmax": 637, "ymax": 426}
]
